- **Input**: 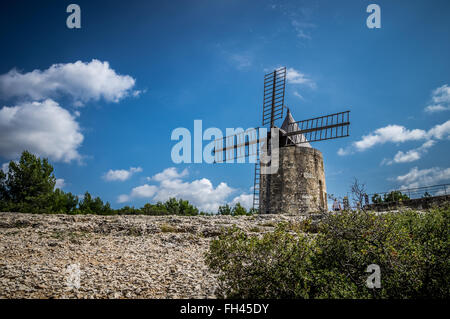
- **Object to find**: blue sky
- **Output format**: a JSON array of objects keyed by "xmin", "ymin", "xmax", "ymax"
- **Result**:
[{"xmin": 0, "ymin": 0, "xmax": 449, "ymax": 211}]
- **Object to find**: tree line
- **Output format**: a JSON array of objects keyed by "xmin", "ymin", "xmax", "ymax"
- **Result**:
[{"xmin": 0, "ymin": 151, "xmax": 252, "ymax": 216}]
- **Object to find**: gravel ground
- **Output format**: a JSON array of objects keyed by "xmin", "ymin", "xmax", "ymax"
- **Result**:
[{"xmin": 0, "ymin": 212, "xmax": 302, "ymax": 299}]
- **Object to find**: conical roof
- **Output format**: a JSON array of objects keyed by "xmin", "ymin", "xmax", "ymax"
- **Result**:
[{"xmin": 280, "ymin": 109, "xmax": 311, "ymax": 147}]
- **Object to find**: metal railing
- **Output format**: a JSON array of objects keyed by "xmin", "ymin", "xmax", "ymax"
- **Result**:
[{"xmin": 366, "ymin": 184, "xmax": 449, "ymax": 205}]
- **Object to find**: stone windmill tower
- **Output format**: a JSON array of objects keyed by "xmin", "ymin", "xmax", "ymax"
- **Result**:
[
  {"xmin": 214, "ymin": 67, "xmax": 350, "ymax": 215},
  {"xmin": 259, "ymin": 109, "xmax": 328, "ymax": 214}
]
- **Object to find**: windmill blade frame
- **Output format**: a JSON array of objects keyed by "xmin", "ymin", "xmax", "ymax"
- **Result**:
[
  {"xmin": 283, "ymin": 110, "xmax": 350, "ymax": 145},
  {"xmin": 213, "ymin": 128, "xmax": 266, "ymax": 163},
  {"xmin": 263, "ymin": 67, "xmax": 286, "ymax": 127}
]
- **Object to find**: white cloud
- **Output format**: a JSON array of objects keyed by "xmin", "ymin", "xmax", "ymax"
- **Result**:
[
  {"xmin": 0, "ymin": 59, "xmax": 138, "ymax": 104},
  {"xmin": 337, "ymin": 147, "xmax": 350, "ymax": 156},
  {"xmin": 425, "ymin": 84, "xmax": 450, "ymax": 113},
  {"xmin": 103, "ymin": 166, "xmax": 142, "ymax": 182},
  {"xmin": 0, "ymin": 99, "xmax": 83, "ymax": 162},
  {"xmin": 1, "ymin": 161, "xmax": 19, "ymax": 174},
  {"xmin": 131, "ymin": 184, "xmax": 158, "ymax": 198},
  {"xmin": 286, "ymin": 67, "xmax": 315, "ymax": 88},
  {"xmin": 427, "ymin": 120, "xmax": 450, "ymax": 139},
  {"xmin": 382, "ymin": 140, "xmax": 435, "ymax": 165},
  {"xmin": 432, "ymin": 84, "xmax": 450, "ymax": 103},
  {"xmin": 150, "ymin": 167, "xmax": 188, "ymax": 182},
  {"xmin": 339, "ymin": 120, "xmax": 450, "ymax": 157},
  {"xmin": 153, "ymin": 178, "xmax": 234, "ymax": 212},
  {"xmin": 55, "ymin": 178, "xmax": 65, "ymax": 189},
  {"xmin": 117, "ymin": 167, "xmax": 235, "ymax": 212},
  {"xmin": 354, "ymin": 125, "xmax": 427, "ymax": 152},
  {"xmin": 293, "ymin": 90, "xmax": 304, "ymax": 100},
  {"xmin": 396, "ymin": 166, "xmax": 450, "ymax": 189},
  {"xmin": 230, "ymin": 193, "xmax": 253, "ymax": 210},
  {"xmin": 271, "ymin": 2, "xmax": 316, "ymax": 41},
  {"xmin": 229, "ymin": 54, "xmax": 252, "ymax": 70},
  {"xmin": 391, "ymin": 150, "xmax": 421, "ymax": 164},
  {"xmin": 117, "ymin": 194, "xmax": 130, "ymax": 204},
  {"xmin": 291, "ymin": 20, "xmax": 316, "ymax": 40},
  {"xmin": 425, "ymin": 104, "xmax": 450, "ymax": 113}
]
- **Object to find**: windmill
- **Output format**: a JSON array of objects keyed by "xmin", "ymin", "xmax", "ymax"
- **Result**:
[{"xmin": 213, "ymin": 67, "xmax": 350, "ymax": 214}]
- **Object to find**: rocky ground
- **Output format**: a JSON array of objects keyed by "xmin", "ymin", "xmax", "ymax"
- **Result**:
[{"xmin": 0, "ymin": 212, "xmax": 303, "ymax": 299}]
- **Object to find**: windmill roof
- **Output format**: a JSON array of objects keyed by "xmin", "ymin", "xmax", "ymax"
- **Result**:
[{"xmin": 280, "ymin": 109, "xmax": 311, "ymax": 148}]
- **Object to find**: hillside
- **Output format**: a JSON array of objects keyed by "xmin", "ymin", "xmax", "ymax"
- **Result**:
[{"xmin": 0, "ymin": 212, "xmax": 302, "ymax": 298}]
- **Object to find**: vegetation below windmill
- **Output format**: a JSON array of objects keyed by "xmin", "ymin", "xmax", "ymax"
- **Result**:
[
  {"xmin": 206, "ymin": 207, "xmax": 449, "ymax": 299},
  {"xmin": 0, "ymin": 151, "xmax": 253, "ymax": 216}
]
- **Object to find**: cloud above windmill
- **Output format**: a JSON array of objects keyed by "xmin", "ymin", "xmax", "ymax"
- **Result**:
[
  {"xmin": 286, "ymin": 67, "xmax": 316, "ymax": 88},
  {"xmin": 270, "ymin": 1, "xmax": 317, "ymax": 41},
  {"xmin": 291, "ymin": 20, "xmax": 316, "ymax": 40},
  {"xmin": 229, "ymin": 53, "xmax": 252, "ymax": 70}
]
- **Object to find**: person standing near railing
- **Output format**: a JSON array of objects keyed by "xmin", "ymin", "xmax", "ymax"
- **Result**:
[{"xmin": 332, "ymin": 199, "xmax": 342, "ymax": 212}]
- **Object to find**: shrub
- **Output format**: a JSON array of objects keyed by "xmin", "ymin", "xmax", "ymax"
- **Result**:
[
  {"xmin": 371, "ymin": 193, "xmax": 383, "ymax": 204},
  {"xmin": 159, "ymin": 223, "xmax": 181, "ymax": 233},
  {"xmin": 205, "ymin": 207, "xmax": 449, "ymax": 299},
  {"xmin": 205, "ymin": 224, "xmax": 317, "ymax": 298},
  {"xmin": 383, "ymin": 190, "xmax": 410, "ymax": 202}
]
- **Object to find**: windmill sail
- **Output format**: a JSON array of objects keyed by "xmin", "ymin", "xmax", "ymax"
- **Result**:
[
  {"xmin": 284, "ymin": 111, "xmax": 350, "ymax": 144},
  {"xmin": 263, "ymin": 67, "xmax": 286, "ymax": 127},
  {"xmin": 213, "ymin": 128, "xmax": 264, "ymax": 163},
  {"xmin": 213, "ymin": 111, "xmax": 350, "ymax": 161}
]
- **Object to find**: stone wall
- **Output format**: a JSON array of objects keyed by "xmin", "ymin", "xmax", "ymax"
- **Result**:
[{"xmin": 260, "ymin": 145, "xmax": 327, "ymax": 215}]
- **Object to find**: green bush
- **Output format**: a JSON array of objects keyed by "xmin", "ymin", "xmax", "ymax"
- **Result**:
[
  {"xmin": 371, "ymin": 191, "xmax": 410, "ymax": 204},
  {"xmin": 383, "ymin": 190, "xmax": 410, "ymax": 202},
  {"xmin": 371, "ymin": 193, "xmax": 383, "ymax": 204},
  {"xmin": 205, "ymin": 207, "xmax": 449, "ymax": 299},
  {"xmin": 205, "ymin": 223, "xmax": 317, "ymax": 298}
]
